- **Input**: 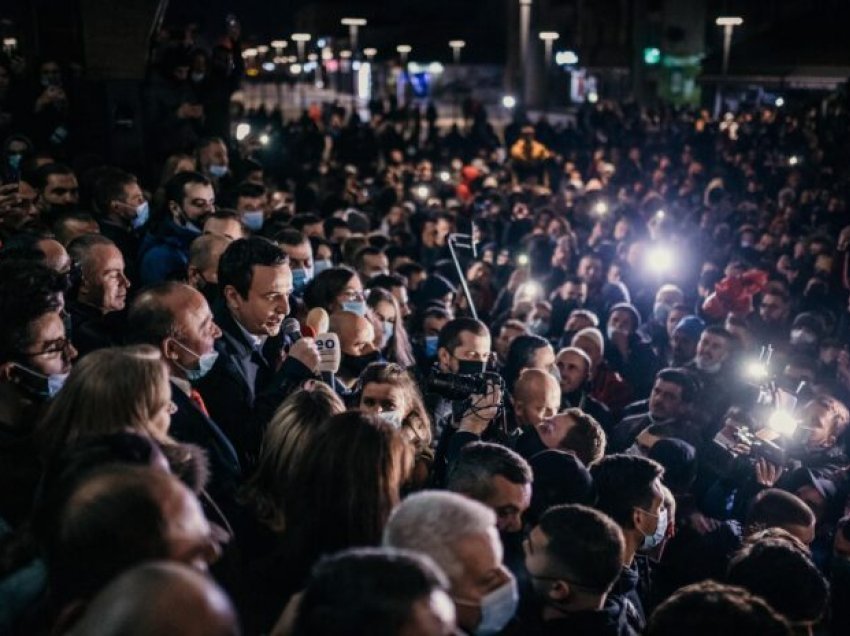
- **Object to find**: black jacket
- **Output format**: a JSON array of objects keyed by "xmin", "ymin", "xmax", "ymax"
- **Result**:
[
  {"xmin": 197, "ymin": 307, "xmax": 314, "ymax": 471},
  {"xmin": 169, "ymin": 382, "xmax": 241, "ymax": 514},
  {"xmin": 530, "ymin": 599, "xmax": 637, "ymax": 636}
]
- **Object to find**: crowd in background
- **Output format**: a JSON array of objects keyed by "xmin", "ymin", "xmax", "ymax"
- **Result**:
[{"xmin": 1, "ymin": 15, "xmax": 850, "ymax": 636}]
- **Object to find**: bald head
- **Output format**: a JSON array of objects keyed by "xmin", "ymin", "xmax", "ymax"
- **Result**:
[
  {"xmin": 38, "ymin": 237, "xmax": 72, "ymax": 274},
  {"xmin": 513, "ymin": 368, "xmax": 560, "ymax": 428},
  {"xmin": 330, "ymin": 310, "xmax": 377, "ymax": 356},
  {"xmin": 68, "ymin": 562, "xmax": 239, "ymax": 636}
]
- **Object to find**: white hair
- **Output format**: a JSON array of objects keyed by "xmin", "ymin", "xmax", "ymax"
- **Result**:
[{"xmin": 383, "ymin": 491, "xmax": 497, "ymax": 583}]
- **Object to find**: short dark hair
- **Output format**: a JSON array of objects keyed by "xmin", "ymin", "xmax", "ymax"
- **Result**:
[
  {"xmin": 437, "ymin": 317, "xmax": 489, "ymax": 355},
  {"xmin": 745, "ymin": 488, "xmax": 815, "ymax": 535},
  {"xmin": 591, "ymin": 455, "xmax": 664, "ymax": 529},
  {"xmin": 395, "ymin": 262, "xmax": 425, "ymax": 279},
  {"xmin": 537, "ymin": 504, "xmax": 625, "ymax": 595},
  {"xmin": 234, "ymin": 181, "xmax": 266, "ymax": 201},
  {"xmin": 33, "ymin": 162, "xmax": 75, "ymax": 191},
  {"xmin": 218, "ymin": 237, "xmax": 288, "ymax": 299},
  {"xmin": 323, "ymin": 216, "xmax": 349, "ymax": 235},
  {"xmin": 303, "ymin": 266, "xmax": 359, "ymax": 311},
  {"xmin": 655, "ymin": 368, "xmax": 698, "ymax": 403},
  {"xmin": 366, "ymin": 273, "xmax": 406, "ymax": 292},
  {"xmin": 93, "ymin": 169, "xmax": 137, "ymax": 216},
  {"xmin": 558, "ymin": 408, "xmax": 606, "ymax": 466},
  {"xmin": 294, "ymin": 547, "xmax": 449, "ymax": 636},
  {"xmin": 164, "ymin": 171, "xmax": 210, "ymax": 208},
  {"xmin": 727, "ymin": 538, "xmax": 828, "ymax": 623},
  {"xmin": 647, "ymin": 581, "xmax": 792, "ymax": 636},
  {"xmin": 0, "ymin": 260, "xmax": 65, "ymax": 362},
  {"xmin": 275, "ymin": 228, "xmax": 308, "ymax": 248},
  {"xmin": 447, "ymin": 442, "xmax": 532, "ymax": 502},
  {"xmin": 43, "ymin": 465, "xmax": 175, "ymax": 605},
  {"xmin": 354, "ymin": 246, "xmax": 384, "ymax": 271},
  {"xmin": 503, "ymin": 334, "xmax": 550, "ymax": 390},
  {"xmin": 291, "ymin": 213, "xmax": 322, "ymax": 231}
]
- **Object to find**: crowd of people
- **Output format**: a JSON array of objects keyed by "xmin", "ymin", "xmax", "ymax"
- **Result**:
[{"xmin": 1, "ymin": 16, "xmax": 850, "ymax": 636}]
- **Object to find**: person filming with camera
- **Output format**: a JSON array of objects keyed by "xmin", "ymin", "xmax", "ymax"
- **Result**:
[{"xmin": 429, "ymin": 317, "xmax": 504, "ymax": 486}]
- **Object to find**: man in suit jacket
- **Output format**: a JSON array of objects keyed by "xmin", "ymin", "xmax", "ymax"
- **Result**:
[
  {"xmin": 196, "ymin": 237, "xmax": 320, "ymax": 470},
  {"xmin": 126, "ymin": 280, "xmax": 241, "ymax": 515}
]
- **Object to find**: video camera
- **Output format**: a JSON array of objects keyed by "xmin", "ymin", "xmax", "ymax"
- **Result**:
[
  {"xmin": 427, "ymin": 370, "xmax": 502, "ymax": 401},
  {"xmin": 712, "ymin": 345, "xmax": 805, "ymax": 473}
]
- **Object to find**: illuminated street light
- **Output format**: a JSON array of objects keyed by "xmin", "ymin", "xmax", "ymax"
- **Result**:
[
  {"xmin": 714, "ymin": 16, "xmax": 743, "ymax": 116},
  {"xmin": 364, "ymin": 47, "xmax": 377, "ymax": 60},
  {"xmin": 502, "ymin": 95, "xmax": 517, "ymax": 109},
  {"xmin": 519, "ymin": 0, "xmax": 532, "ymax": 106},
  {"xmin": 291, "ymin": 33, "xmax": 312, "ymax": 62},
  {"xmin": 341, "ymin": 17, "xmax": 367, "ymax": 56},
  {"xmin": 449, "ymin": 39, "xmax": 466, "ymax": 64},
  {"xmin": 538, "ymin": 31, "xmax": 559, "ymax": 66}
]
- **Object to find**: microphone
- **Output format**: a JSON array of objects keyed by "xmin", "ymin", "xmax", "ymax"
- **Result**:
[
  {"xmin": 305, "ymin": 307, "xmax": 330, "ymax": 336},
  {"xmin": 282, "ymin": 318, "xmax": 317, "ymax": 342},
  {"xmin": 315, "ymin": 332, "xmax": 341, "ymax": 388}
]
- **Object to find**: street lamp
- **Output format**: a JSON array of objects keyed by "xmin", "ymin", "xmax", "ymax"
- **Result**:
[
  {"xmin": 519, "ymin": 0, "xmax": 533, "ymax": 107},
  {"xmin": 341, "ymin": 17, "xmax": 367, "ymax": 56},
  {"xmin": 291, "ymin": 33, "xmax": 312, "ymax": 62},
  {"xmin": 538, "ymin": 31, "xmax": 559, "ymax": 109},
  {"xmin": 396, "ymin": 44, "xmax": 412, "ymax": 103},
  {"xmin": 715, "ymin": 16, "xmax": 743, "ymax": 116},
  {"xmin": 538, "ymin": 31, "xmax": 559, "ymax": 66},
  {"xmin": 449, "ymin": 39, "xmax": 466, "ymax": 64},
  {"xmin": 363, "ymin": 47, "xmax": 377, "ymax": 61}
]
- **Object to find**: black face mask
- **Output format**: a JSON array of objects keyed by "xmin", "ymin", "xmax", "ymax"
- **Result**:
[
  {"xmin": 457, "ymin": 359, "xmax": 487, "ymax": 376},
  {"xmin": 340, "ymin": 350, "xmax": 382, "ymax": 379}
]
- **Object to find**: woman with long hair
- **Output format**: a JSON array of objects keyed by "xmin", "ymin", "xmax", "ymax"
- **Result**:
[
  {"xmin": 36, "ymin": 345, "xmax": 205, "ymax": 490},
  {"xmin": 366, "ymin": 287, "xmax": 415, "ymax": 368},
  {"xmin": 245, "ymin": 410, "xmax": 410, "ymax": 633},
  {"xmin": 357, "ymin": 362, "xmax": 433, "ymax": 489},
  {"xmin": 240, "ymin": 382, "xmax": 344, "ymax": 534},
  {"xmin": 303, "ymin": 266, "xmax": 366, "ymax": 315}
]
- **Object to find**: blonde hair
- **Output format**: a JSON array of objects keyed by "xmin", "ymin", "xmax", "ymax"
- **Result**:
[
  {"xmin": 241, "ymin": 382, "xmax": 345, "ymax": 532},
  {"xmin": 38, "ymin": 345, "xmax": 171, "ymax": 459}
]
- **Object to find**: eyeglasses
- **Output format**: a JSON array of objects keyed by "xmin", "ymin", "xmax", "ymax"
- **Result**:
[
  {"xmin": 22, "ymin": 338, "xmax": 73, "ymax": 358},
  {"xmin": 339, "ymin": 289, "xmax": 365, "ymax": 302}
]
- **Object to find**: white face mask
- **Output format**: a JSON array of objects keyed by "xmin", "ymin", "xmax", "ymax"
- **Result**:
[
  {"xmin": 695, "ymin": 354, "xmax": 722, "ymax": 374},
  {"xmin": 377, "ymin": 410, "xmax": 402, "ymax": 429}
]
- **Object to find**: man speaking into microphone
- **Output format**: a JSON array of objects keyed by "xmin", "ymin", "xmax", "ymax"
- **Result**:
[{"xmin": 196, "ymin": 237, "xmax": 320, "ymax": 470}]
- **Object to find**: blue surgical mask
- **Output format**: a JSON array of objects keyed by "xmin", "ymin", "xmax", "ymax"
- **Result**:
[
  {"xmin": 343, "ymin": 300, "xmax": 367, "ymax": 316},
  {"xmin": 7, "ymin": 153, "xmax": 22, "ymax": 170},
  {"xmin": 47, "ymin": 372, "xmax": 69, "ymax": 397},
  {"xmin": 640, "ymin": 506, "xmax": 669, "ymax": 550},
  {"xmin": 462, "ymin": 577, "xmax": 518, "ymax": 636},
  {"xmin": 132, "ymin": 201, "xmax": 150, "ymax": 230},
  {"xmin": 242, "ymin": 210, "xmax": 264, "ymax": 232},
  {"xmin": 172, "ymin": 339, "xmax": 219, "ymax": 382},
  {"xmin": 377, "ymin": 410, "xmax": 403, "ymax": 428},
  {"xmin": 313, "ymin": 259, "xmax": 333, "ymax": 275},
  {"xmin": 381, "ymin": 321, "xmax": 394, "ymax": 348},
  {"xmin": 292, "ymin": 267, "xmax": 313, "ymax": 292},
  {"xmin": 424, "ymin": 335, "xmax": 439, "ymax": 358},
  {"xmin": 208, "ymin": 163, "xmax": 228, "ymax": 178}
]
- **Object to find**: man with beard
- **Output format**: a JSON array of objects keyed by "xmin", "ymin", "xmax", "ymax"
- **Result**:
[
  {"xmin": 33, "ymin": 163, "xmax": 79, "ymax": 226},
  {"xmin": 668, "ymin": 316, "xmax": 704, "ymax": 367},
  {"xmin": 685, "ymin": 326, "xmax": 738, "ymax": 426},
  {"xmin": 609, "ymin": 369, "xmax": 700, "ymax": 452}
]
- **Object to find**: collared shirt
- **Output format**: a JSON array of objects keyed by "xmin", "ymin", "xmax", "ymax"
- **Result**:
[
  {"xmin": 233, "ymin": 314, "xmax": 267, "ymax": 351},
  {"xmin": 171, "ymin": 375, "xmax": 192, "ymax": 397}
]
